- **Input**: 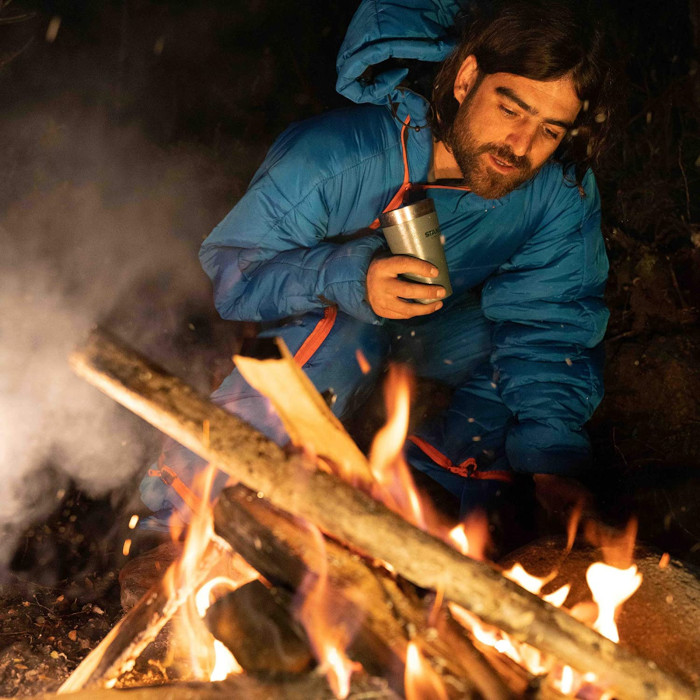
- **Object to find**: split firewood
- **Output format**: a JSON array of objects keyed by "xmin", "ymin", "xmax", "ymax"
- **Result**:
[
  {"xmin": 234, "ymin": 340, "xmax": 374, "ymax": 486},
  {"xmin": 204, "ymin": 579, "xmax": 315, "ymax": 676},
  {"xmin": 69, "ymin": 329, "xmax": 699, "ymax": 700},
  {"xmin": 214, "ymin": 483, "xmax": 511, "ymax": 700},
  {"xmin": 58, "ymin": 539, "xmax": 228, "ymax": 694}
]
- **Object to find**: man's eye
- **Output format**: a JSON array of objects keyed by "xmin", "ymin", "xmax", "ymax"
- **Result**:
[
  {"xmin": 499, "ymin": 105, "xmax": 517, "ymax": 117},
  {"xmin": 543, "ymin": 127, "xmax": 561, "ymax": 140}
]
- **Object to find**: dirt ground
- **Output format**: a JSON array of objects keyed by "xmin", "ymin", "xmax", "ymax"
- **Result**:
[{"xmin": 0, "ymin": 0, "xmax": 698, "ymax": 696}]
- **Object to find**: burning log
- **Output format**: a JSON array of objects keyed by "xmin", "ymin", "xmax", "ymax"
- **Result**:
[
  {"xmin": 203, "ymin": 579, "xmax": 315, "ymax": 675},
  {"xmin": 214, "ymin": 483, "xmax": 511, "ymax": 700},
  {"xmin": 69, "ymin": 329, "xmax": 699, "ymax": 700}
]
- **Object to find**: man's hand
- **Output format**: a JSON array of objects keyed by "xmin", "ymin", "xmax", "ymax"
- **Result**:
[{"xmin": 367, "ymin": 255, "xmax": 445, "ymax": 319}]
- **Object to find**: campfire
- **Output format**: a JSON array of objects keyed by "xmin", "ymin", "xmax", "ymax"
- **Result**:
[{"xmin": 48, "ymin": 328, "xmax": 698, "ymax": 699}]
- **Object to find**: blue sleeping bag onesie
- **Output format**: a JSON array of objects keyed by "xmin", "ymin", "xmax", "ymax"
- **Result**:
[{"xmin": 140, "ymin": 0, "xmax": 609, "ymax": 520}]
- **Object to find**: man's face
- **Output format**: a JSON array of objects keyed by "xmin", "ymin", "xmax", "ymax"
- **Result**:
[{"xmin": 448, "ymin": 60, "xmax": 582, "ymax": 199}]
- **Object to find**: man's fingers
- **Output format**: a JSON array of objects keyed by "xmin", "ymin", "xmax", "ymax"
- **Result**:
[
  {"xmin": 366, "ymin": 254, "xmax": 445, "ymax": 318},
  {"xmin": 380, "ymin": 255, "xmax": 439, "ymax": 279},
  {"xmin": 379, "ymin": 299, "xmax": 443, "ymax": 319},
  {"xmin": 393, "ymin": 279, "xmax": 445, "ymax": 300}
]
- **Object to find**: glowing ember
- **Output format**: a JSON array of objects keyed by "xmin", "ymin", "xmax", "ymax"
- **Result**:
[
  {"xmin": 355, "ymin": 348, "xmax": 371, "ymax": 374},
  {"xmin": 586, "ymin": 562, "xmax": 642, "ymax": 643},
  {"xmin": 404, "ymin": 642, "xmax": 448, "ymax": 700}
]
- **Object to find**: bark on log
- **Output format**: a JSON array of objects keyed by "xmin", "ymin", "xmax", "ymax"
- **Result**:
[
  {"xmin": 69, "ymin": 329, "xmax": 699, "ymax": 700},
  {"xmin": 214, "ymin": 483, "xmax": 510, "ymax": 700}
]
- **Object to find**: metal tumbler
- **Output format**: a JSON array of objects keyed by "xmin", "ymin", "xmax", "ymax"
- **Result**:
[{"xmin": 379, "ymin": 198, "xmax": 452, "ymax": 302}]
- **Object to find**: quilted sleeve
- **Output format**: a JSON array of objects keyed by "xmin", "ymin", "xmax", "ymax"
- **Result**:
[
  {"xmin": 480, "ymin": 169, "xmax": 609, "ymax": 476},
  {"xmin": 199, "ymin": 113, "xmax": 399, "ymax": 325}
]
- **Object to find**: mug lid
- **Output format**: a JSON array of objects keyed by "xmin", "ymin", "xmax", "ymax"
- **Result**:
[{"xmin": 378, "ymin": 198, "xmax": 435, "ymax": 228}]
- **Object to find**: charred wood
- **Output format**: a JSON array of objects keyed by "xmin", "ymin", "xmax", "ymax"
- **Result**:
[
  {"xmin": 214, "ymin": 484, "xmax": 508, "ymax": 699},
  {"xmin": 204, "ymin": 579, "xmax": 314, "ymax": 676}
]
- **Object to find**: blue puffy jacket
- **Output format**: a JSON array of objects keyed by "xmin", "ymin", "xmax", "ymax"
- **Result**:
[{"xmin": 198, "ymin": 0, "xmax": 609, "ymax": 478}]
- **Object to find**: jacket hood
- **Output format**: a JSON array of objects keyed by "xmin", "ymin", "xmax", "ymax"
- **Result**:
[{"xmin": 336, "ymin": 0, "xmax": 462, "ymax": 124}]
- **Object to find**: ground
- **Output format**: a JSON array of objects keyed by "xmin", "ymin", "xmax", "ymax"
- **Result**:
[{"xmin": 0, "ymin": 0, "xmax": 698, "ymax": 695}]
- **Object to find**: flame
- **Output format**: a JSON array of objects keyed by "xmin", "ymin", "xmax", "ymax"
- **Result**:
[
  {"xmin": 366, "ymin": 364, "xmax": 475, "ymax": 547},
  {"xmin": 543, "ymin": 583, "xmax": 571, "ymax": 608},
  {"xmin": 503, "ymin": 563, "xmax": 554, "ymax": 595},
  {"xmin": 296, "ymin": 523, "xmax": 359, "ymax": 698},
  {"xmin": 404, "ymin": 642, "xmax": 448, "ymax": 700},
  {"xmin": 449, "ymin": 561, "xmax": 572, "ymax": 678},
  {"xmin": 368, "ymin": 364, "xmax": 426, "ymax": 529},
  {"xmin": 448, "ymin": 511, "xmax": 489, "ymax": 560},
  {"xmin": 448, "ymin": 523, "xmax": 469, "ymax": 554},
  {"xmin": 194, "ymin": 577, "xmax": 244, "ymax": 679},
  {"xmin": 586, "ymin": 563, "xmax": 642, "ymax": 643},
  {"xmin": 165, "ymin": 465, "xmax": 255, "ymax": 682},
  {"xmin": 583, "ymin": 518, "xmax": 643, "ymax": 643}
]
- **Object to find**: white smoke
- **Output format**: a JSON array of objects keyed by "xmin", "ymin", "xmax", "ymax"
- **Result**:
[{"xmin": 0, "ymin": 101, "xmax": 254, "ymax": 564}]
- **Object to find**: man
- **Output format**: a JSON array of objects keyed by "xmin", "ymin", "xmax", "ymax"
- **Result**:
[{"xmin": 141, "ymin": 0, "xmax": 617, "ymax": 525}]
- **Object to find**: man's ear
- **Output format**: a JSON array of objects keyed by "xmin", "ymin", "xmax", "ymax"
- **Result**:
[{"xmin": 453, "ymin": 55, "xmax": 479, "ymax": 105}]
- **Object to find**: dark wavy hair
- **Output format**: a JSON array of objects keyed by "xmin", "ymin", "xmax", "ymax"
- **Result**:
[{"xmin": 429, "ymin": 0, "xmax": 622, "ymax": 186}]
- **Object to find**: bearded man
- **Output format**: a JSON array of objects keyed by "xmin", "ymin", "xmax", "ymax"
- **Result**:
[{"xmin": 140, "ymin": 0, "xmax": 619, "ymax": 530}]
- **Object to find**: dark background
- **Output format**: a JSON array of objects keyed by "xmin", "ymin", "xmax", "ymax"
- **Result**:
[{"xmin": 0, "ymin": 0, "xmax": 698, "ymax": 582}]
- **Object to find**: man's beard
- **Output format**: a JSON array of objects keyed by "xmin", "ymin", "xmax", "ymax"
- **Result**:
[{"xmin": 447, "ymin": 98, "xmax": 539, "ymax": 199}]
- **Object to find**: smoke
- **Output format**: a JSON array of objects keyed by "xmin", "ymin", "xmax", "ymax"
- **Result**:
[{"xmin": 0, "ymin": 99, "xmax": 253, "ymax": 565}]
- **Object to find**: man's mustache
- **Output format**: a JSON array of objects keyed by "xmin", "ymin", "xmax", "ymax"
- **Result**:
[{"xmin": 479, "ymin": 144, "xmax": 530, "ymax": 172}]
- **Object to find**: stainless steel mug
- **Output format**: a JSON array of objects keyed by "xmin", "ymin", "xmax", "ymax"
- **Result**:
[{"xmin": 379, "ymin": 198, "xmax": 452, "ymax": 302}]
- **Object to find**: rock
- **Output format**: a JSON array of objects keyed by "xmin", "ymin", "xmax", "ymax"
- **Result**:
[{"xmin": 499, "ymin": 537, "xmax": 700, "ymax": 686}]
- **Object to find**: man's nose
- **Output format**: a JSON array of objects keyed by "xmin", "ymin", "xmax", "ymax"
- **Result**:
[{"xmin": 505, "ymin": 125, "xmax": 536, "ymax": 157}]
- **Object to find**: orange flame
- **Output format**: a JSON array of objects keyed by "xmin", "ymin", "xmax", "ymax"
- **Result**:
[
  {"xmin": 404, "ymin": 642, "xmax": 448, "ymax": 700},
  {"xmin": 583, "ymin": 518, "xmax": 643, "ymax": 643},
  {"xmin": 366, "ymin": 364, "xmax": 475, "ymax": 546},
  {"xmin": 448, "ymin": 511, "xmax": 489, "ymax": 561},
  {"xmin": 194, "ymin": 577, "xmax": 245, "ymax": 679},
  {"xmin": 296, "ymin": 523, "xmax": 360, "ymax": 698},
  {"xmin": 368, "ymin": 364, "xmax": 427, "ymax": 529},
  {"xmin": 164, "ymin": 465, "xmax": 255, "ymax": 681},
  {"xmin": 586, "ymin": 563, "xmax": 642, "ymax": 643}
]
